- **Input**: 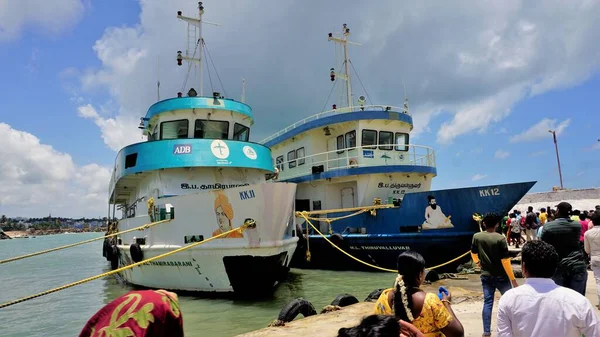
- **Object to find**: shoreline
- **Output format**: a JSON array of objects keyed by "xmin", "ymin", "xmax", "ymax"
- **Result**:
[
  {"xmin": 237, "ymin": 272, "xmax": 599, "ymax": 337},
  {"xmin": 2, "ymin": 229, "xmax": 105, "ymax": 238}
]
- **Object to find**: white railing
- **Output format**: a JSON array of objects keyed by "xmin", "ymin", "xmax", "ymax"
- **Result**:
[
  {"xmin": 276, "ymin": 144, "xmax": 435, "ymax": 181},
  {"xmin": 260, "ymin": 105, "xmax": 409, "ymax": 144}
]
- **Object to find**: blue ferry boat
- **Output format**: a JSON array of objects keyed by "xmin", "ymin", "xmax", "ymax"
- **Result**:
[
  {"xmin": 260, "ymin": 24, "xmax": 535, "ymax": 272},
  {"xmin": 102, "ymin": 3, "xmax": 297, "ymax": 295}
]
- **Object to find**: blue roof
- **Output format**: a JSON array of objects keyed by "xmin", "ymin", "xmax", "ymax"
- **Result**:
[
  {"xmin": 144, "ymin": 97, "xmax": 254, "ymax": 125},
  {"xmin": 263, "ymin": 110, "xmax": 413, "ymax": 148}
]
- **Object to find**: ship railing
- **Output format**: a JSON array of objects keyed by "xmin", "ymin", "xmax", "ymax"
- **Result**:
[
  {"xmin": 260, "ymin": 105, "xmax": 408, "ymax": 144},
  {"xmin": 276, "ymin": 144, "xmax": 436, "ymax": 181}
]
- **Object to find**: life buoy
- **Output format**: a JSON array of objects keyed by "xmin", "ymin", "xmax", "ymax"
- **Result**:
[
  {"xmin": 330, "ymin": 294, "xmax": 359, "ymax": 307},
  {"xmin": 364, "ymin": 288, "xmax": 385, "ymax": 302},
  {"xmin": 130, "ymin": 243, "xmax": 144, "ymax": 263},
  {"xmin": 277, "ymin": 298, "xmax": 317, "ymax": 322},
  {"xmin": 110, "ymin": 245, "xmax": 119, "ymax": 270},
  {"xmin": 348, "ymin": 158, "xmax": 358, "ymax": 167}
]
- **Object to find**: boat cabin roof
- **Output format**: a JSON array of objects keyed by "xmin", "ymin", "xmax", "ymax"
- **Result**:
[{"xmin": 141, "ymin": 96, "xmax": 254, "ymax": 133}]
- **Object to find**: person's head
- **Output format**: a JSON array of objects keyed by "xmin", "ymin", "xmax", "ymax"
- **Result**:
[
  {"xmin": 393, "ymin": 251, "xmax": 426, "ymax": 321},
  {"xmin": 482, "ymin": 212, "xmax": 501, "ymax": 231},
  {"xmin": 521, "ymin": 241, "xmax": 559, "ymax": 279},
  {"xmin": 509, "ymin": 213, "xmax": 515, "ymax": 219},
  {"xmin": 555, "ymin": 202, "xmax": 572, "ymax": 218},
  {"xmin": 573, "ymin": 209, "xmax": 581, "ymax": 216},
  {"xmin": 79, "ymin": 289, "xmax": 183, "ymax": 337},
  {"xmin": 337, "ymin": 315, "xmax": 400, "ymax": 337},
  {"xmin": 427, "ymin": 195, "xmax": 437, "ymax": 209},
  {"xmin": 513, "ymin": 209, "xmax": 518, "ymax": 214},
  {"xmin": 591, "ymin": 212, "xmax": 600, "ymax": 227},
  {"xmin": 540, "ymin": 207, "xmax": 546, "ymax": 213},
  {"xmin": 214, "ymin": 193, "xmax": 234, "ymax": 231},
  {"xmin": 579, "ymin": 213, "xmax": 587, "ymax": 221},
  {"xmin": 536, "ymin": 212, "xmax": 540, "ymax": 217},
  {"xmin": 528, "ymin": 206, "xmax": 533, "ymax": 212}
]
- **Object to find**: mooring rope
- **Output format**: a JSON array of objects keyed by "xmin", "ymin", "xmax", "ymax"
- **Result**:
[
  {"xmin": 0, "ymin": 222, "xmax": 255, "ymax": 309},
  {"xmin": 0, "ymin": 219, "xmax": 172, "ymax": 265}
]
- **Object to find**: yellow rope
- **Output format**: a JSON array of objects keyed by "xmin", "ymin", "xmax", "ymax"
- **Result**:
[
  {"xmin": 298, "ymin": 212, "xmax": 470, "ymax": 273},
  {"xmin": 0, "ymin": 222, "xmax": 255, "ymax": 309},
  {"xmin": 0, "ymin": 219, "xmax": 172, "ymax": 265},
  {"xmin": 299, "ymin": 204, "xmax": 395, "ymax": 216}
]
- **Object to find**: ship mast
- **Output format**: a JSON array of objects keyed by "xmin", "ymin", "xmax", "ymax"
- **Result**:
[
  {"xmin": 328, "ymin": 24, "xmax": 361, "ymax": 109},
  {"xmin": 176, "ymin": 2, "xmax": 220, "ymax": 97}
]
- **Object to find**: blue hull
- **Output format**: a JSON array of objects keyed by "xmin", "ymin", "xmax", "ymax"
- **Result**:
[{"xmin": 291, "ymin": 181, "xmax": 536, "ymax": 272}]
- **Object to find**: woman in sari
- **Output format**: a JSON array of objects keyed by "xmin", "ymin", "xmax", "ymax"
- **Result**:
[
  {"xmin": 79, "ymin": 289, "xmax": 184, "ymax": 337},
  {"xmin": 338, "ymin": 315, "xmax": 425, "ymax": 337},
  {"xmin": 374, "ymin": 251, "xmax": 464, "ymax": 337}
]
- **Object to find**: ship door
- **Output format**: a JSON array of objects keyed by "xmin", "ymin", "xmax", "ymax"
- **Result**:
[
  {"xmin": 341, "ymin": 187, "xmax": 355, "ymax": 208},
  {"xmin": 326, "ymin": 136, "xmax": 341, "ymax": 169}
]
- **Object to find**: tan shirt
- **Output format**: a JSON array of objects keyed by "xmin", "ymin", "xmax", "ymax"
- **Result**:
[{"xmin": 584, "ymin": 227, "xmax": 600, "ymax": 262}]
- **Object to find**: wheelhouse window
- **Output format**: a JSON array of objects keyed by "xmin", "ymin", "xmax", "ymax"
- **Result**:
[
  {"xmin": 361, "ymin": 129, "xmax": 377, "ymax": 149},
  {"xmin": 379, "ymin": 131, "xmax": 393, "ymax": 150},
  {"xmin": 160, "ymin": 119, "xmax": 189, "ymax": 140},
  {"xmin": 336, "ymin": 135, "xmax": 345, "ymax": 154},
  {"xmin": 194, "ymin": 120, "xmax": 229, "ymax": 139},
  {"xmin": 276, "ymin": 156, "xmax": 284, "ymax": 171},
  {"xmin": 287, "ymin": 150, "xmax": 297, "ymax": 168},
  {"xmin": 345, "ymin": 130, "xmax": 356, "ymax": 149},
  {"xmin": 296, "ymin": 147, "xmax": 305, "ymax": 165},
  {"xmin": 233, "ymin": 123, "xmax": 250, "ymax": 141},
  {"xmin": 395, "ymin": 132, "xmax": 409, "ymax": 151}
]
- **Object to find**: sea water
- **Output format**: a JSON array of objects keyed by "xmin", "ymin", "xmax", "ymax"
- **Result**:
[{"xmin": 0, "ymin": 233, "xmax": 396, "ymax": 337}]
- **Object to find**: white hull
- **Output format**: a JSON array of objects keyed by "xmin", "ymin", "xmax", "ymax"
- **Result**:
[{"xmin": 114, "ymin": 182, "xmax": 298, "ymax": 293}]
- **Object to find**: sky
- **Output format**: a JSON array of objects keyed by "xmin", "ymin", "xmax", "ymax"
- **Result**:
[{"xmin": 0, "ymin": 0, "xmax": 599, "ymax": 218}]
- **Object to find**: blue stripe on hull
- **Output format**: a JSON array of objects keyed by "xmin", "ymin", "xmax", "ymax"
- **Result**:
[{"xmin": 291, "ymin": 181, "xmax": 535, "ymax": 272}]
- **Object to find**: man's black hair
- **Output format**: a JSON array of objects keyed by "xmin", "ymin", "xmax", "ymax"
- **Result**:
[
  {"xmin": 521, "ymin": 241, "xmax": 559, "ymax": 278},
  {"xmin": 541, "ymin": 207, "xmax": 546, "ymax": 212},
  {"xmin": 482, "ymin": 212, "xmax": 502, "ymax": 229}
]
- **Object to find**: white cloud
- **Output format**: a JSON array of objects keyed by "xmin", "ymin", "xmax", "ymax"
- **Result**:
[
  {"xmin": 77, "ymin": 104, "xmax": 144, "ymax": 151},
  {"xmin": 472, "ymin": 174, "xmax": 488, "ymax": 181},
  {"xmin": 494, "ymin": 149, "xmax": 510, "ymax": 159},
  {"xmin": 0, "ymin": 0, "xmax": 85, "ymax": 41},
  {"xmin": 0, "ymin": 123, "xmax": 110, "ymax": 218},
  {"xmin": 530, "ymin": 150, "xmax": 548, "ymax": 157},
  {"xmin": 510, "ymin": 118, "xmax": 571, "ymax": 143},
  {"xmin": 73, "ymin": 1, "xmax": 600, "ymax": 149}
]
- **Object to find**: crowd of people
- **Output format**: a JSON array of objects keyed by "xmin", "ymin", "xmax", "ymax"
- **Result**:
[{"xmin": 77, "ymin": 203, "xmax": 600, "ymax": 337}]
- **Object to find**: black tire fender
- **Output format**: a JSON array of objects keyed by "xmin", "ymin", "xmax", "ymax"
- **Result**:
[
  {"xmin": 110, "ymin": 245, "xmax": 119, "ymax": 270},
  {"xmin": 103, "ymin": 239, "xmax": 110, "ymax": 260},
  {"xmin": 277, "ymin": 298, "xmax": 317, "ymax": 323},
  {"xmin": 424, "ymin": 269, "xmax": 440, "ymax": 283},
  {"xmin": 130, "ymin": 243, "xmax": 144, "ymax": 263},
  {"xmin": 330, "ymin": 294, "xmax": 359, "ymax": 307},
  {"xmin": 364, "ymin": 288, "xmax": 385, "ymax": 302}
]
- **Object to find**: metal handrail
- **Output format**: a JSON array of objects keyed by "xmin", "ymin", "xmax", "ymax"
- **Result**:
[
  {"xmin": 275, "ymin": 144, "xmax": 436, "ymax": 181},
  {"xmin": 260, "ymin": 105, "xmax": 408, "ymax": 144}
]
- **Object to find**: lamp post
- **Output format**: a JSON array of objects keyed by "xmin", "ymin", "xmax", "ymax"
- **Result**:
[{"xmin": 548, "ymin": 130, "xmax": 564, "ymax": 190}]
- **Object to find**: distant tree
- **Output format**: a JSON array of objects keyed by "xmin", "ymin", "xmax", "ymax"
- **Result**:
[{"xmin": 0, "ymin": 215, "xmax": 6, "ymax": 224}]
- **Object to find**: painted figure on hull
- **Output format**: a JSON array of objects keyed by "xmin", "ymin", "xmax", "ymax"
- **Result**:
[
  {"xmin": 422, "ymin": 195, "xmax": 453, "ymax": 229},
  {"xmin": 212, "ymin": 192, "xmax": 244, "ymax": 238}
]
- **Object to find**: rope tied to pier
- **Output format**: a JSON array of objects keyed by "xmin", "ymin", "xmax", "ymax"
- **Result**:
[
  {"xmin": 0, "ymin": 219, "xmax": 173, "ymax": 265},
  {"xmin": 297, "ymin": 211, "xmax": 471, "ymax": 273},
  {"xmin": 0, "ymin": 221, "xmax": 256, "ymax": 309}
]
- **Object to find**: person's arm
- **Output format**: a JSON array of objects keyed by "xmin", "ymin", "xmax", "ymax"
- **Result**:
[
  {"xmin": 499, "ymin": 238, "xmax": 518, "ymax": 287},
  {"xmin": 497, "ymin": 296, "xmax": 514, "ymax": 337},
  {"xmin": 578, "ymin": 299, "xmax": 600, "ymax": 337},
  {"xmin": 399, "ymin": 320, "xmax": 425, "ymax": 337},
  {"xmin": 439, "ymin": 292, "xmax": 464, "ymax": 337},
  {"xmin": 584, "ymin": 233, "xmax": 591, "ymax": 255},
  {"xmin": 471, "ymin": 235, "xmax": 480, "ymax": 266}
]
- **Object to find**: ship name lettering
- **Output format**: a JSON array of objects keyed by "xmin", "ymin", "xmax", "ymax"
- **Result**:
[
  {"xmin": 239, "ymin": 189, "xmax": 256, "ymax": 200},
  {"xmin": 479, "ymin": 188, "xmax": 500, "ymax": 197},
  {"xmin": 377, "ymin": 182, "xmax": 421, "ymax": 189},
  {"xmin": 349, "ymin": 245, "xmax": 410, "ymax": 251}
]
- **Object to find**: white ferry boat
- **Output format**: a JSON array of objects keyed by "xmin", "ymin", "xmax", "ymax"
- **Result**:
[
  {"xmin": 260, "ymin": 24, "xmax": 535, "ymax": 272},
  {"xmin": 102, "ymin": 3, "xmax": 297, "ymax": 295}
]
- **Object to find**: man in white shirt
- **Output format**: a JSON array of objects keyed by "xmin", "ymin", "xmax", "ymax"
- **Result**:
[{"xmin": 497, "ymin": 241, "xmax": 599, "ymax": 337}]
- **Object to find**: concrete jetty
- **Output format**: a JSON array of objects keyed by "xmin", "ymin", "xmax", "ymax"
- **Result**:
[{"xmin": 237, "ymin": 272, "xmax": 599, "ymax": 337}]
